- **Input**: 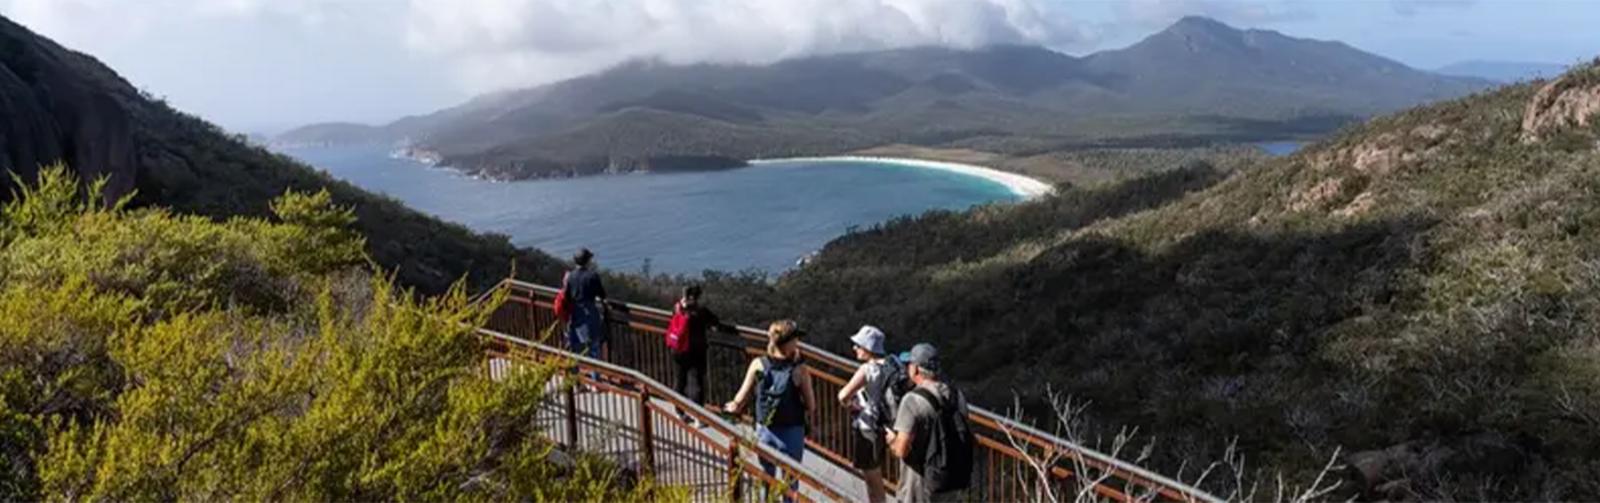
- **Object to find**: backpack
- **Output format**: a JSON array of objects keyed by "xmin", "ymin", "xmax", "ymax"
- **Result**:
[
  {"xmin": 551, "ymin": 272, "xmax": 572, "ymax": 320},
  {"xmin": 908, "ymin": 387, "xmax": 974, "ymax": 493},
  {"xmin": 663, "ymin": 304, "xmax": 691, "ymax": 355},
  {"xmin": 865, "ymin": 357, "xmax": 913, "ymax": 430},
  {"xmin": 755, "ymin": 357, "xmax": 805, "ymax": 427}
]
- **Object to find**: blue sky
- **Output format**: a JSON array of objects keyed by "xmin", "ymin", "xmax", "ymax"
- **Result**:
[{"xmin": 2, "ymin": 0, "xmax": 1594, "ymax": 133}]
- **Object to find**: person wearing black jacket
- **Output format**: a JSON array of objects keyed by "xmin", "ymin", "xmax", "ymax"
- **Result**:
[{"xmin": 672, "ymin": 285, "xmax": 734, "ymax": 423}]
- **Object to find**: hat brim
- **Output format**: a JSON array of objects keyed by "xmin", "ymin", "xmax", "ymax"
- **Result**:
[{"xmin": 849, "ymin": 334, "xmax": 883, "ymax": 354}]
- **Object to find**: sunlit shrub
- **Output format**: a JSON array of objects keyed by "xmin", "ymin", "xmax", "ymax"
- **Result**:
[{"xmin": 0, "ymin": 166, "xmax": 674, "ymax": 502}]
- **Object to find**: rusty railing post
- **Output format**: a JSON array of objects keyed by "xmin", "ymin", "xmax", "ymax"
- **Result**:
[
  {"xmin": 638, "ymin": 387, "xmax": 655, "ymax": 478},
  {"xmin": 564, "ymin": 370, "xmax": 580, "ymax": 448},
  {"xmin": 526, "ymin": 289, "xmax": 539, "ymax": 339}
]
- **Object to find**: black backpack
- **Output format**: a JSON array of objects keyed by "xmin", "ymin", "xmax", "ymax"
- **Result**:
[
  {"xmin": 866, "ymin": 357, "xmax": 913, "ymax": 430},
  {"xmin": 908, "ymin": 387, "xmax": 974, "ymax": 493},
  {"xmin": 755, "ymin": 357, "xmax": 805, "ymax": 427}
]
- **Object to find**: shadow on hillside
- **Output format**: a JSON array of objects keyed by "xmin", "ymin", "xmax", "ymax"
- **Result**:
[
  {"xmin": 816, "ymin": 163, "xmax": 1229, "ymax": 270},
  {"xmin": 786, "ymin": 212, "xmax": 1441, "ymax": 494}
]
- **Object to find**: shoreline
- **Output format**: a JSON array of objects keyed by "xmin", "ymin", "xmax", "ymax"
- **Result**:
[
  {"xmin": 748, "ymin": 155, "xmax": 1055, "ymax": 200},
  {"xmin": 365, "ymin": 144, "xmax": 1056, "ymax": 198}
]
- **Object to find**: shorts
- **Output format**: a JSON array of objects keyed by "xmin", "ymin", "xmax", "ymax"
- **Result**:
[{"xmin": 851, "ymin": 428, "xmax": 887, "ymax": 471}]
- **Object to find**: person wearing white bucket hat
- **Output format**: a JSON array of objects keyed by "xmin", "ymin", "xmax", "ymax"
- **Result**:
[{"xmin": 836, "ymin": 325, "xmax": 907, "ymax": 503}]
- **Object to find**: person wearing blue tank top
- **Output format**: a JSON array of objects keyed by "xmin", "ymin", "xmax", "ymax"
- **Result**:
[{"xmin": 723, "ymin": 320, "xmax": 814, "ymax": 503}]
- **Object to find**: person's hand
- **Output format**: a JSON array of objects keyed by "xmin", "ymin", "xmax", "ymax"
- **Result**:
[{"xmin": 722, "ymin": 401, "xmax": 738, "ymax": 414}]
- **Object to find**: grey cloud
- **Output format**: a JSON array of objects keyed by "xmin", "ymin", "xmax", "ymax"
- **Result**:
[{"xmin": 403, "ymin": 0, "xmax": 1091, "ymax": 93}]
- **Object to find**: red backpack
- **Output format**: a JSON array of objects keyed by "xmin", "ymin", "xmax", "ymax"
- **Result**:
[
  {"xmin": 551, "ymin": 273, "xmax": 572, "ymax": 320},
  {"xmin": 664, "ymin": 304, "xmax": 692, "ymax": 355}
]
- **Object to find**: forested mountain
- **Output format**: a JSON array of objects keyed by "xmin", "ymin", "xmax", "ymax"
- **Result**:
[
  {"xmin": 0, "ymin": 14, "xmax": 565, "ymax": 294},
  {"xmin": 688, "ymin": 60, "xmax": 1600, "ymax": 499},
  {"xmin": 281, "ymin": 16, "xmax": 1488, "ymax": 181}
]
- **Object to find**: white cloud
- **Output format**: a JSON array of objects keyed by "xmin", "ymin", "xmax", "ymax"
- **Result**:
[
  {"xmin": 402, "ymin": 0, "xmax": 1090, "ymax": 93},
  {"xmin": 0, "ymin": 0, "xmax": 342, "ymax": 49}
]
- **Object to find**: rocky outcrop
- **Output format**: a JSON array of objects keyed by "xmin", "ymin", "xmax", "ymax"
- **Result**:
[
  {"xmin": 1521, "ymin": 60, "xmax": 1600, "ymax": 143},
  {"xmin": 0, "ymin": 16, "xmax": 139, "ymax": 201},
  {"xmin": 1343, "ymin": 433, "xmax": 1531, "ymax": 500}
]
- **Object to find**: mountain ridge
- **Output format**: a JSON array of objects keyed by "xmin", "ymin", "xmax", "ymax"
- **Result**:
[
  {"xmin": 279, "ymin": 17, "xmax": 1488, "ymax": 181},
  {"xmin": 0, "ymin": 14, "xmax": 567, "ymax": 294}
]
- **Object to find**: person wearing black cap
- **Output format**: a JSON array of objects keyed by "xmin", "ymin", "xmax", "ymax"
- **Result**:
[
  {"xmin": 562, "ymin": 248, "xmax": 609, "ymax": 361},
  {"xmin": 668, "ymin": 285, "xmax": 735, "ymax": 423},
  {"xmin": 888, "ymin": 343, "xmax": 975, "ymax": 503}
]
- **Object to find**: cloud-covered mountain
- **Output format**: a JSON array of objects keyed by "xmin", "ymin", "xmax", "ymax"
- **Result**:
[{"xmin": 282, "ymin": 16, "xmax": 1489, "ymax": 181}]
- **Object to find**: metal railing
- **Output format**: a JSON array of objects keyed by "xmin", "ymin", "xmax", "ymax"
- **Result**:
[
  {"xmin": 478, "ymin": 327, "xmax": 856, "ymax": 502},
  {"xmin": 484, "ymin": 278, "xmax": 1221, "ymax": 502}
]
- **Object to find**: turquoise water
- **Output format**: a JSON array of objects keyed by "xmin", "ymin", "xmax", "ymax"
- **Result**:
[
  {"xmin": 1255, "ymin": 141, "xmax": 1306, "ymax": 156},
  {"xmin": 283, "ymin": 145, "xmax": 1019, "ymax": 276}
]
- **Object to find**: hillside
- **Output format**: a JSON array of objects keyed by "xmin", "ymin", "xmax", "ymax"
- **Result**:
[
  {"xmin": 1437, "ymin": 60, "xmax": 1570, "ymax": 83},
  {"xmin": 0, "ymin": 14, "xmax": 565, "ymax": 294},
  {"xmin": 284, "ymin": 17, "xmax": 1487, "ymax": 181},
  {"xmin": 273, "ymin": 122, "xmax": 390, "ymax": 146},
  {"xmin": 695, "ymin": 60, "xmax": 1600, "ymax": 499}
]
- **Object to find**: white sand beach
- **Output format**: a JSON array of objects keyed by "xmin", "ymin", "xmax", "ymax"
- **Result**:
[{"xmin": 748, "ymin": 156, "xmax": 1055, "ymax": 200}]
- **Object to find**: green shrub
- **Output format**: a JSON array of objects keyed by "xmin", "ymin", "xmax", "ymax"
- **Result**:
[{"xmin": 0, "ymin": 166, "xmax": 675, "ymax": 502}]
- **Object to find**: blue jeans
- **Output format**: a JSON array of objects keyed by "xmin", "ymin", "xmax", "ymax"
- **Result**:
[
  {"xmin": 565, "ymin": 304, "xmax": 606, "ymax": 360},
  {"xmin": 565, "ymin": 305, "xmax": 606, "ymax": 383},
  {"xmin": 758, "ymin": 425, "xmax": 805, "ymax": 502}
]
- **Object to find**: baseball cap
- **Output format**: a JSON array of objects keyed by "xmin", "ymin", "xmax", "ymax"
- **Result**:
[
  {"xmin": 849, "ymin": 325, "xmax": 886, "ymax": 355},
  {"xmin": 909, "ymin": 343, "xmax": 940, "ymax": 373}
]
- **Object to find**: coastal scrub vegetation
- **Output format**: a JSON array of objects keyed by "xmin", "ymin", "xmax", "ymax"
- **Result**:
[{"xmin": 0, "ymin": 167, "xmax": 669, "ymax": 501}]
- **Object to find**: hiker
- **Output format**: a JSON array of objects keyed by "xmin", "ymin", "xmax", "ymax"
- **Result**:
[
  {"xmin": 723, "ymin": 320, "xmax": 814, "ymax": 501},
  {"xmin": 560, "ymin": 248, "xmax": 609, "ymax": 361},
  {"xmin": 663, "ymin": 285, "xmax": 735, "ymax": 423},
  {"xmin": 836, "ymin": 325, "xmax": 906, "ymax": 503},
  {"xmin": 888, "ymin": 343, "xmax": 975, "ymax": 503}
]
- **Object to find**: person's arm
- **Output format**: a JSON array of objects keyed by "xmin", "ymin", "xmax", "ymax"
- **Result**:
[
  {"xmin": 797, "ymin": 364, "xmax": 816, "ymax": 414},
  {"xmin": 837, "ymin": 364, "xmax": 870, "ymax": 407},
  {"xmin": 723, "ymin": 359, "xmax": 763, "ymax": 413},
  {"xmin": 888, "ymin": 393, "xmax": 920, "ymax": 459},
  {"xmin": 890, "ymin": 428, "xmax": 913, "ymax": 460},
  {"xmin": 706, "ymin": 310, "xmax": 737, "ymax": 333}
]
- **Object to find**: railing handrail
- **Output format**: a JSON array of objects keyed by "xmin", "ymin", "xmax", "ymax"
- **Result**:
[
  {"xmin": 498, "ymin": 278, "xmax": 1220, "ymax": 502},
  {"xmin": 476, "ymin": 326, "xmax": 857, "ymax": 502},
  {"xmin": 505, "ymin": 280, "xmax": 860, "ymax": 370}
]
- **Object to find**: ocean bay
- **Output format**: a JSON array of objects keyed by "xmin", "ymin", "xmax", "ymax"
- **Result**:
[{"xmin": 284, "ymin": 144, "xmax": 1023, "ymax": 276}]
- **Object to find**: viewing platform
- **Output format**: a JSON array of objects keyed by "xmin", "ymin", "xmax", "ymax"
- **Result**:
[{"xmin": 477, "ymin": 279, "xmax": 1220, "ymax": 502}]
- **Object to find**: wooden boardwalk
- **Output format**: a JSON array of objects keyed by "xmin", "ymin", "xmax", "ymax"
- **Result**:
[{"xmin": 497, "ymin": 359, "xmax": 869, "ymax": 502}]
